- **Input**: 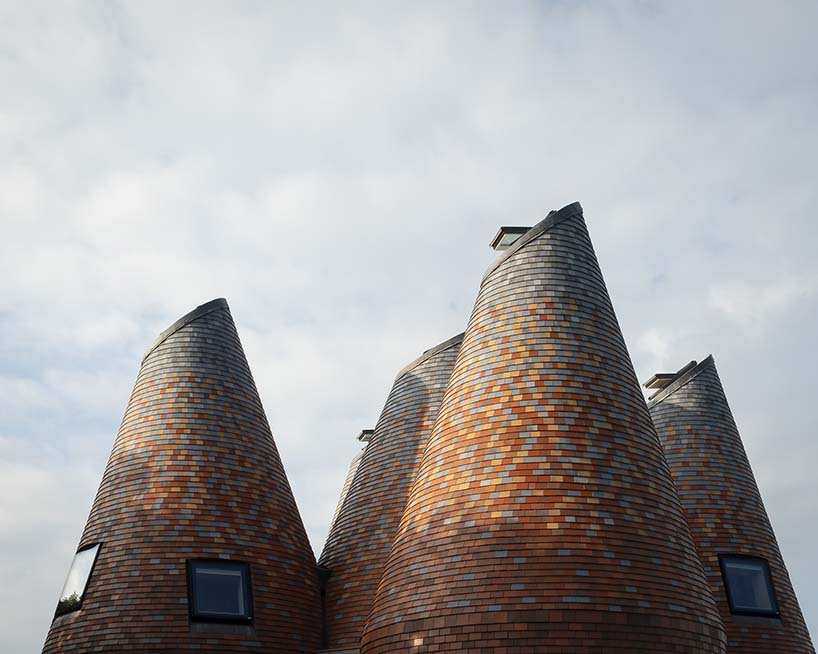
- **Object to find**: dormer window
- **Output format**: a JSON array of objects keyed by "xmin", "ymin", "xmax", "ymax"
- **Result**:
[
  {"xmin": 490, "ymin": 226, "xmax": 530, "ymax": 251},
  {"xmin": 719, "ymin": 554, "xmax": 779, "ymax": 617}
]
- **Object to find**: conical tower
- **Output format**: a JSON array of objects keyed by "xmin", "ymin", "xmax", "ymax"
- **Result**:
[
  {"xmin": 42, "ymin": 299, "xmax": 320, "ymax": 654},
  {"xmin": 318, "ymin": 334, "xmax": 462, "ymax": 651},
  {"xmin": 361, "ymin": 203, "xmax": 726, "ymax": 653},
  {"xmin": 647, "ymin": 357, "xmax": 814, "ymax": 653},
  {"xmin": 325, "ymin": 430, "xmax": 372, "ymax": 541}
]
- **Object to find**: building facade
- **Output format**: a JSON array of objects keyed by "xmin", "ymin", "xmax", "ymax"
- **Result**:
[{"xmin": 43, "ymin": 204, "xmax": 813, "ymax": 654}]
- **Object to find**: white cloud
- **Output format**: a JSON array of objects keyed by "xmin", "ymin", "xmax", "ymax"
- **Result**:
[
  {"xmin": 0, "ymin": 456, "xmax": 100, "ymax": 648},
  {"xmin": 708, "ymin": 275, "xmax": 816, "ymax": 337}
]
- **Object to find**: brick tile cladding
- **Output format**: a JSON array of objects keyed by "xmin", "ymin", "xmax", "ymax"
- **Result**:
[
  {"xmin": 360, "ymin": 203, "xmax": 726, "ymax": 653},
  {"xmin": 648, "ymin": 357, "xmax": 815, "ymax": 653},
  {"xmin": 318, "ymin": 334, "xmax": 463, "ymax": 649},
  {"xmin": 326, "ymin": 445, "xmax": 366, "ymax": 541},
  {"xmin": 42, "ymin": 299, "xmax": 320, "ymax": 654}
]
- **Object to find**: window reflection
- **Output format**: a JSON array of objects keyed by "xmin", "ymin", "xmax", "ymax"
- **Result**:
[{"xmin": 55, "ymin": 543, "xmax": 101, "ymax": 617}]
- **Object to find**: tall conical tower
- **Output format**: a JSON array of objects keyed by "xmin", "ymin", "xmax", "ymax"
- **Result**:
[
  {"xmin": 42, "ymin": 299, "xmax": 320, "ymax": 654},
  {"xmin": 360, "ymin": 203, "xmax": 726, "ymax": 653},
  {"xmin": 325, "ymin": 430, "xmax": 372, "ymax": 541},
  {"xmin": 647, "ymin": 357, "xmax": 815, "ymax": 653},
  {"xmin": 318, "ymin": 334, "xmax": 462, "ymax": 651}
]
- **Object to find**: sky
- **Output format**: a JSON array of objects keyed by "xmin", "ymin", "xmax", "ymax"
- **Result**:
[{"xmin": 1, "ymin": 1, "xmax": 817, "ymax": 651}]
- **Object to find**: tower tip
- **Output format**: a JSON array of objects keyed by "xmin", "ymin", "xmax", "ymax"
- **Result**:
[
  {"xmin": 143, "ymin": 298, "xmax": 229, "ymax": 362},
  {"xmin": 644, "ymin": 355, "xmax": 716, "ymax": 403}
]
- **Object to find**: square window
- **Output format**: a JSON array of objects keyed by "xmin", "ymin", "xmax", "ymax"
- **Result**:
[
  {"xmin": 719, "ymin": 555, "xmax": 779, "ymax": 617},
  {"xmin": 55, "ymin": 543, "xmax": 101, "ymax": 618},
  {"xmin": 187, "ymin": 560, "xmax": 253, "ymax": 623}
]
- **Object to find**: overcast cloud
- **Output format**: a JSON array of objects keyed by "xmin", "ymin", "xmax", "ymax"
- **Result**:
[{"xmin": 2, "ymin": 1, "xmax": 817, "ymax": 651}]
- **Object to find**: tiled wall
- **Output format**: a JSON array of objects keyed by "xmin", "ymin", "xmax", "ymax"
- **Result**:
[{"xmin": 325, "ymin": 447, "xmax": 366, "ymax": 541}]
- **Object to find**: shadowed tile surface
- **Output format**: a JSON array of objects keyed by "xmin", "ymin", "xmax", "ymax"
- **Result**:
[{"xmin": 326, "ymin": 445, "xmax": 367, "ymax": 542}]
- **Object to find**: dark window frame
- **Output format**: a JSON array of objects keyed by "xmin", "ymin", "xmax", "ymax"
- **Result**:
[
  {"xmin": 186, "ymin": 559, "xmax": 254, "ymax": 624},
  {"xmin": 54, "ymin": 542, "xmax": 102, "ymax": 619},
  {"xmin": 718, "ymin": 553, "xmax": 780, "ymax": 618}
]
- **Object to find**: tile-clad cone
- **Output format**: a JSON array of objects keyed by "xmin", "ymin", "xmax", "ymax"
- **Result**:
[
  {"xmin": 42, "ymin": 299, "xmax": 320, "ymax": 654},
  {"xmin": 318, "ymin": 334, "xmax": 463, "ymax": 650},
  {"xmin": 325, "ymin": 445, "xmax": 367, "ymax": 541},
  {"xmin": 360, "ymin": 203, "xmax": 726, "ymax": 653},
  {"xmin": 648, "ymin": 357, "xmax": 814, "ymax": 653}
]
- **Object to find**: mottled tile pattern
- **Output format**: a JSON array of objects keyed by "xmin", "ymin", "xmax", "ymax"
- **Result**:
[
  {"xmin": 318, "ymin": 335, "xmax": 463, "ymax": 649},
  {"xmin": 325, "ymin": 447, "xmax": 366, "ymax": 541},
  {"xmin": 649, "ymin": 358, "xmax": 815, "ymax": 653},
  {"xmin": 361, "ymin": 204, "xmax": 726, "ymax": 653},
  {"xmin": 42, "ymin": 299, "xmax": 321, "ymax": 653}
]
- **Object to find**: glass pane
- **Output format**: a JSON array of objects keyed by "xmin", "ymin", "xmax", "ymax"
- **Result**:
[
  {"xmin": 195, "ymin": 567, "xmax": 244, "ymax": 616},
  {"xmin": 56, "ymin": 544, "xmax": 100, "ymax": 615},
  {"xmin": 500, "ymin": 232, "xmax": 523, "ymax": 248},
  {"xmin": 725, "ymin": 559, "xmax": 774, "ymax": 612}
]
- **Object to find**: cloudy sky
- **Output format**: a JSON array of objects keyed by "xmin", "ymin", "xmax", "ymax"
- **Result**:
[{"xmin": 2, "ymin": 1, "xmax": 817, "ymax": 650}]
